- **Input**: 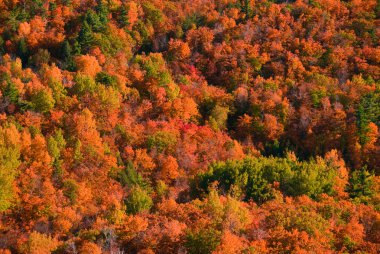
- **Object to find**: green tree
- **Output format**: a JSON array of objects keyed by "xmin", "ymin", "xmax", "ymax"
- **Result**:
[
  {"xmin": 49, "ymin": 80, "xmax": 66, "ymax": 105},
  {"xmin": 63, "ymin": 179, "xmax": 79, "ymax": 204},
  {"xmin": 6, "ymin": 10, "xmax": 21, "ymax": 32},
  {"xmin": 62, "ymin": 0, "xmax": 72, "ymax": 6},
  {"xmin": 146, "ymin": 131, "xmax": 177, "ymax": 153},
  {"xmin": 85, "ymin": 10, "xmax": 104, "ymax": 32},
  {"xmin": 356, "ymin": 91, "xmax": 380, "ymax": 145},
  {"xmin": 47, "ymin": 129, "xmax": 66, "ymax": 177},
  {"xmin": 0, "ymin": 124, "xmax": 20, "ymax": 212},
  {"xmin": 347, "ymin": 167, "xmax": 374, "ymax": 202},
  {"xmin": 3, "ymin": 81, "xmax": 19, "ymax": 104},
  {"xmin": 62, "ymin": 40, "xmax": 72, "ymax": 60},
  {"xmin": 240, "ymin": 0, "xmax": 252, "ymax": 19},
  {"xmin": 142, "ymin": 2, "xmax": 164, "ymax": 27},
  {"xmin": 61, "ymin": 40, "xmax": 76, "ymax": 70},
  {"xmin": 0, "ymin": 36, "xmax": 4, "ymax": 54},
  {"xmin": 118, "ymin": 161, "xmax": 148, "ymax": 189},
  {"xmin": 72, "ymin": 74, "xmax": 97, "ymax": 97},
  {"xmin": 72, "ymin": 40, "xmax": 81, "ymax": 56},
  {"xmin": 30, "ymin": 49, "xmax": 51, "ymax": 68},
  {"xmin": 209, "ymin": 105, "xmax": 230, "ymax": 131},
  {"xmin": 77, "ymin": 21, "xmax": 94, "ymax": 52},
  {"xmin": 31, "ymin": 90, "xmax": 55, "ymax": 113},
  {"xmin": 193, "ymin": 155, "xmax": 339, "ymax": 204},
  {"xmin": 185, "ymin": 228, "xmax": 221, "ymax": 254},
  {"xmin": 95, "ymin": 0, "xmax": 109, "ymax": 26},
  {"xmin": 73, "ymin": 139, "xmax": 83, "ymax": 164},
  {"xmin": 96, "ymin": 72, "xmax": 118, "ymax": 87},
  {"xmin": 125, "ymin": 186, "xmax": 153, "ymax": 214},
  {"xmin": 17, "ymin": 38, "xmax": 29, "ymax": 66},
  {"xmin": 193, "ymin": 157, "xmax": 274, "ymax": 203},
  {"xmin": 118, "ymin": 4, "xmax": 130, "ymax": 28},
  {"xmin": 284, "ymin": 158, "xmax": 337, "ymax": 199},
  {"xmin": 135, "ymin": 53, "xmax": 180, "ymax": 99}
]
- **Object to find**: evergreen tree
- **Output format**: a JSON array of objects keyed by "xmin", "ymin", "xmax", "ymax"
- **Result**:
[
  {"xmin": 48, "ymin": 129, "xmax": 66, "ymax": 178},
  {"xmin": 72, "ymin": 40, "xmax": 81, "ymax": 56},
  {"xmin": 63, "ymin": 179, "xmax": 79, "ymax": 204},
  {"xmin": 62, "ymin": 40, "xmax": 72, "ymax": 60},
  {"xmin": 118, "ymin": 5, "xmax": 130, "ymax": 28},
  {"xmin": 3, "ymin": 81, "xmax": 19, "ymax": 104},
  {"xmin": 77, "ymin": 21, "xmax": 94, "ymax": 52},
  {"xmin": 118, "ymin": 161, "xmax": 148, "ymax": 188},
  {"xmin": 0, "ymin": 36, "xmax": 4, "ymax": 54},
  {"xmin": 356, "ymin": 91, "xmax": 380, "ymax": 145},
  {"xmin": 73, "ymin": 139, "xmax": 83, "ymax": 163},
  {"xmin": 61, "ymin": 40, "xmax": 76, "ymax": 70},
  {"xmin": 347, "ymin": 167, "xmax": 374, "ymax": 201},
  {"xmin": 96, "ymin": 0, "xmax": 109, "ymax": 25},
  {"xmin": 85, "ymin": 10, "xmax": 103, "ymax": 32},
  {"xmin": 17, "ymin": 38, "xmax": 29, "ymax": 66},
  {"xmin": 240, "ymin": 0, "xmax": 252, "ymax": 19},
  {"xmin": 62, "ymin": 0, "xmax": 72, "ymax": 6}
]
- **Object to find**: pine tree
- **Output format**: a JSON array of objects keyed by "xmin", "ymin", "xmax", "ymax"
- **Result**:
[
  {"xmin": 240, "ymin": 0, "xmax": 252, "ymax": 19},
  {"xmin": 356, "ymin": 92, "xmax": 380, "ymax": 145},
  {"xmin": 17, "ymin": 38, "xmax": 29, "ymax": 66},
  {"xmin": 0, "ymin": 36, "xmax": 4, "ymax": 54},
  {"xmin": 96, "ymin": 0, "xmax": 109, "ymax": 26},
  {"xmin": 61, "ymin": 40, "xmax": 76, "ymax": 70},
  {"xmin": 85, "ymin": 10, "xmax": 103, "ymax": 32},
  {"xmin": 3, "ymin": 81, "xmax": 19, "ymax": 104},
  {"xmin": 347, "ymin": 167, "xmax": 374, "ymax": 201},
  {"xmin": 72, "ymin": 40, "xmax": 81, "ymax": 56},
  {"xmin": 77, "ymin": 21, "xmax": 94, "ymax": 52},
  {"xmin": 48, "ymin": 129, "xmax": 66, "ymax": 178},
  {"xmin": 73, "ymin": 139, "xmax": 83, "ymax": 163},
  {"xmin": 119, "ymin": 5, "xmax": 130, "ymax": 28},
  {"xmin": 62, "ymin": 40, "xmax": 72, "ymax": 60}
]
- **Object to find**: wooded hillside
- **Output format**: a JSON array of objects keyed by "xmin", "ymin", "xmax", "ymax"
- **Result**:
[{"xmin": 0, "ymin": 0, "xmax": 379, "ymax": 253}]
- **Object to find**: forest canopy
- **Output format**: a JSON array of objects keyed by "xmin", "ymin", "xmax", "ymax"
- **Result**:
[{"xmin": 0, "ymin": 0, "xmax": 379, "ymax": 253}]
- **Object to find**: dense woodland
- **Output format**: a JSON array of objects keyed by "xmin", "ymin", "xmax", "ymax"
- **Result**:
[{"xmin": 0, "ymin": 0, "xmax": 379, "ymax": 253}]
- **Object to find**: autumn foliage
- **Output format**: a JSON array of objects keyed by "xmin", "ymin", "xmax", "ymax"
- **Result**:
[{"xmin": 0, "ymin": 0, "xmax": 379, "ymax": 253}]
